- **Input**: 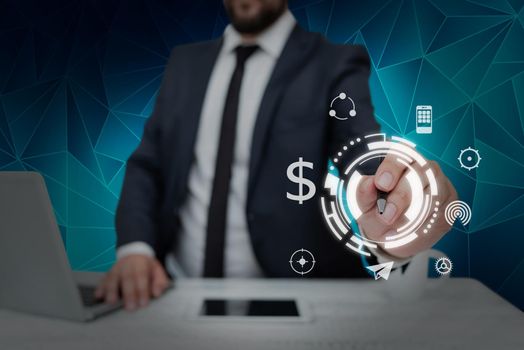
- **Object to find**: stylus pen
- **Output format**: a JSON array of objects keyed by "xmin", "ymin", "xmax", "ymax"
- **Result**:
[
  {"xmin": 376, "ymin": 156, "xmax": 388, "ymax": 215},
  {"xmin": 377, "ymin": 190, "xmax": 387, "ymax": 215}
]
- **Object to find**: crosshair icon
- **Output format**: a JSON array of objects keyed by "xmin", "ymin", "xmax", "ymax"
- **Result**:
[{"xmin": 289, "ymin": 248, "xmax": 316, "ymax": 275}]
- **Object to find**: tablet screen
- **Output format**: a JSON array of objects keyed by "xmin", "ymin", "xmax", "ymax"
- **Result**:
[{"xmin": 199, "ymin": 299, "xmax": 300, "ymax": 317}]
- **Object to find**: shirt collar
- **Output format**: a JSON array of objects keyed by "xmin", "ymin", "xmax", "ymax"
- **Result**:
[{"xmin": 222, "ymin": 10, "xmax": 296, "ymax": 58}]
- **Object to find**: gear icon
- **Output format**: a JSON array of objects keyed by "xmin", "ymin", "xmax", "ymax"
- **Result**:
[
  {"xmin": 435, "ymin": 257, "xmax": 453, "ymax": 276},
  {"xmin": 458, "ymin": 147, "xmax": 481, "ymax": 171}
]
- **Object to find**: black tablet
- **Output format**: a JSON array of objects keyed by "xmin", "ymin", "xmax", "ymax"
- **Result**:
[{"xmin": 199, "ymin": 299, "xmax": 300, "ymax": 317}]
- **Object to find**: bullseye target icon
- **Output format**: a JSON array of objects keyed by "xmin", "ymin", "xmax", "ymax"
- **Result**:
[
  {"xmin": 289, "ymin": 248, "xmax": 316, "ymax": 275},
  {"xmin": 320, "ymin": 133, "xmax": 440, "ymax": 257},
  {"xmin": 444, "ymin": 200, "xmax": 472, "ymax": 226}
]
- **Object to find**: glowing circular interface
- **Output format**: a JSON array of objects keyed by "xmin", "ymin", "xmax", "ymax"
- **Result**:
[{"xmin": 320, "ymin": 133, "xmax": 440, "ymax": 257}]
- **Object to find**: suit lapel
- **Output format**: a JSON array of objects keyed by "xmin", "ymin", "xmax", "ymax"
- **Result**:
[
  {"xmin": 247, "ymin": 26, "xmax": 318, "ymax": 203},
  {"xmin": 168, "ymin": 38, "xmax": 223, "ymax": 204}
]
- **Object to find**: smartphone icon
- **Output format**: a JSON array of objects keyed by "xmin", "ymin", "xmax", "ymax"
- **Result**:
[{"xmin": 416, "ymin": 105, "xmax": 432, "ymax": 134}]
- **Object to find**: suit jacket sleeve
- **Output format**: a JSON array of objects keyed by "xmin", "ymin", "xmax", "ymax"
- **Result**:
[
  {"xmin": 115, "ymin": 49, "xmax": 178, "ymax": 251},
  {"xmin": 325, "ymin": 45, "xmax": 381, "ymax": 269},
  {"xmin": 327, "ymin": 45, "xmax": 381, "ymax": 155}
]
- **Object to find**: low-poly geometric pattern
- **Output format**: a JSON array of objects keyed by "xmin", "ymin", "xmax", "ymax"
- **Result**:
[{"xmin": 0, "ymin": 0, "xmax": 522, "ymax": 310}]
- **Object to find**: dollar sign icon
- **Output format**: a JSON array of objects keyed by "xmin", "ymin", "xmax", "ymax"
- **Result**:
[{"xmin": 286, "ymin": 157, "xmax": 317, "ymax": 204}]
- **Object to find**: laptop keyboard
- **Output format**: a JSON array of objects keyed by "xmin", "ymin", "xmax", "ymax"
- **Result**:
[{"xmin": 78, "ymin": 285, "xmax": 103, "ymax": 307}]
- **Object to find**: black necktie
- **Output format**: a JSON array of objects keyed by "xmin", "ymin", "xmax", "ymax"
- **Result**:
[{"xmin": 203, "ymin": 45, "xmax": 259, "ymax": 277}]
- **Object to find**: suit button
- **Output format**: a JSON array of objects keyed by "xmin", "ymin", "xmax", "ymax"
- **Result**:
[{"xmin": 247, "ymin": 213, "xmax": 255, "ymax": 222}]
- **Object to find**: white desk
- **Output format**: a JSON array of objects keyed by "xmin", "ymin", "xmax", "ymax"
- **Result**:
[{"xmin": 0, "ymin": 278, "xmax": 522, "ymax": 350}]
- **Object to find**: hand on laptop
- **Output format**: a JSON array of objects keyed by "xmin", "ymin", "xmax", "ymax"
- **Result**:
[{"xmin": 95, "ymin": 255, "xmax": 170, "ymax": 311}]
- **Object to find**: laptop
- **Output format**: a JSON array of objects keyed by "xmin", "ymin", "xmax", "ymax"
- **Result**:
[{"xmin": 0, "ymin": 172, "xmax": 121, "ymax": 321}]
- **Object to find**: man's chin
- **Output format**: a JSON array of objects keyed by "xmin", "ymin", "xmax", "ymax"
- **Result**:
[
  {"xmin": 231, "ymin": 19, "xmax": 267, "ymax": 34},
  {"xmin": 227, "ymin": 2, "xmax": 287, "ymax": 35}
]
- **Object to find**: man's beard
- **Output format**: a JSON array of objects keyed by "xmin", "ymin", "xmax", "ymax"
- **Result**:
[{"xmin": 225, "ymin": 2, "xmax": 287, "ymax": 35}]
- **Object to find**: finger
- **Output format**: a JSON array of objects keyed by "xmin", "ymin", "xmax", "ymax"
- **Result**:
[
  {"xmin": 378, "ymin": 177, "xmax": 411, "ymax": 225},
  {"xmin": 151, "ymin": 260, "xmax": 169, "ymax": 298},
  {"xmin": 356, "ymin": 175, "xmax": 377, "ymax": 213},
  {"xmin": 374, "ymin": 154, "xmax": 409, "ymax": 192},
  {"xmin": 425, "ymin": 160, "xmax": 456, "ymax": 215},
  {"xmin": 95, "ymin": 276, "xmax": 106, "ymax": 299},
  {"xmin": 135, "ymin": 264, "xmax": 150, "ymax": 308},
  {"xmin": 356, "ymin": 210, "xmax": 391, "ymax": 241},
  {"xmin": 428, "ymin": 160, "xmax": 456, "ymax": 202},
  {"xmin": 444, "ymin": 177, "xmax": 458, "ymax": 204},
  {"xmin": 104, "ymin": 270, "xmax": 120, "ymax": 305},
  {"xmin": 358, "ymin": 200, "xmax": 412, "ymax": 245},
  {"xmin": 436, "ymin": 179, "xmax": 456, "ymax": 228},
  {"xmin": 121, "ymin": 268, "xmax": 138, "ymax": 311}
]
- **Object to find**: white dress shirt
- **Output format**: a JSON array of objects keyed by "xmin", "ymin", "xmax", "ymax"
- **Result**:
[{"xmin": 117, "ymin": 11, "xmax": 297, "ymax": 278}]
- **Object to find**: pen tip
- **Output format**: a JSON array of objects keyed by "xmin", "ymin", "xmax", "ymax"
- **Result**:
[{"xmin": 377, "ymin": 198, "xmax": 387, "ymax": 215}]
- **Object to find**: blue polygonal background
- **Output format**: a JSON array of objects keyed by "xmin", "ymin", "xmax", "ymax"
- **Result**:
[{"xmin": 0, "ymin": 0, "xmax": 523, "ymax": 310}]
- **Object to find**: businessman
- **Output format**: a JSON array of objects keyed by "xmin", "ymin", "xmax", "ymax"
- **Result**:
[{"xmin": 96, "ymin": 0, "xmax": 457, "ymax": 310}]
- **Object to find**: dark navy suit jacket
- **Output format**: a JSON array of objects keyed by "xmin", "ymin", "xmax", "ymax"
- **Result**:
[{"xmin": 116, "ymin": 24, "xmax": 381, "ymax": 278}]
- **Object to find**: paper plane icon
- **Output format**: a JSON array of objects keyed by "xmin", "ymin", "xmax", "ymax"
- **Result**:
[{"xmin": 366, "ymin": 261, "xmax": 394, "ymax": 281}]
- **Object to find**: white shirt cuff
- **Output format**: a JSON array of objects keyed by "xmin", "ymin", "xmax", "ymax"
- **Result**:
[{"xmin": 116, "ymin": 242, "xmax": 155, "ymax": 260}]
